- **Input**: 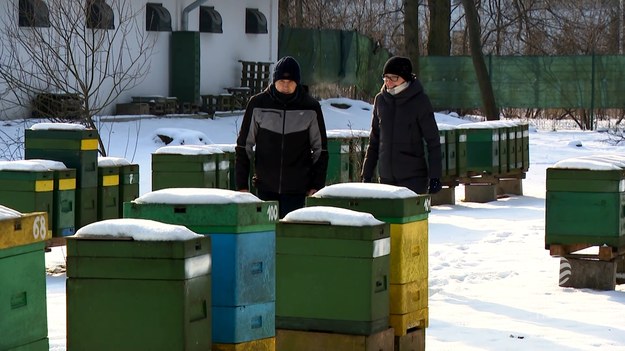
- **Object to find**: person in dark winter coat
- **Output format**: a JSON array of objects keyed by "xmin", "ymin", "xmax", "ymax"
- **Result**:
[
  {"xmin": 236, "ymin": 56, "xmax": 329, "ymax": 218},
  {"xmin": 361, "ymin": 56, "xmax": 443, "ymax": 194}
]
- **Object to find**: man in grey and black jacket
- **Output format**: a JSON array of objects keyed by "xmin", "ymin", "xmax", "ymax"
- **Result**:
[
  {"xmin": 362, "ymin": 56, "xmax": 442, "ymax": 194},
  {"xmin": 236, "ymin": 56, "xmax": 328, "ymax": 218}
]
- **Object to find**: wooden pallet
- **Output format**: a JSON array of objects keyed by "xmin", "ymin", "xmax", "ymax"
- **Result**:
[
  {"xmin": 45, "ymin": 236, "xmax": 67, "ymax": 251},
  {"xmin": 276, "ymin": 328, "xmax": 394, "ymax": 351},
  {"xmin": 547, "ymin": 243, "xmax": 625, "ymax": 261},
  {"xmin": 459, "ymin": 169, "xmax": 526, "ymax": 185}
]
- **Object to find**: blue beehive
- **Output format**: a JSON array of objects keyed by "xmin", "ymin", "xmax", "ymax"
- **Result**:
[{"xmin": 123, "ymin": 188, "xmax": 278, "ymax": 345}]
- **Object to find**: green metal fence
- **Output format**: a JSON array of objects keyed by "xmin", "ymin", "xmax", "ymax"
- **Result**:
[{"xmin": 279, "ymin": 28, "xmax": 625, "ymax": 110}]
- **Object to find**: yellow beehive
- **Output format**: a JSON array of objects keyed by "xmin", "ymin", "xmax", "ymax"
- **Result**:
[
  {"xmin": 390, "ymin": 278, "xmax": 428, "ymax": 315},
  {"xmin": 389, "ymin": 307, "xmax": 429, "ymax": 336},
  {"xmin": 0, "ymin": 211, "xmax": 50, "ymax": 249},
  {"xmin": 389, "ymin": 220, "xmax": 428, "ymax": 284}
]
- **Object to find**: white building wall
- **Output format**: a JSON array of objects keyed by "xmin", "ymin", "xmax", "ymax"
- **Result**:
[{"xmin": 0, "ymin": 0, "xmax": 278, "ymax": 119}]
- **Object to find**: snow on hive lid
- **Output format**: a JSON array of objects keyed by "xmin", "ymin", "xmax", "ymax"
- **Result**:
[
  {"xmin": 282, "ymin": 206, "xmax": 384, "ymax": 226},
  {"xmin": 29, "ymin": 122, "xmax": 86, "ymax": 130},
  {"xmin": 326, "ymin": 129, "xmax": 369, "ymax": 138},
  {"xmin": 457, "ymin": 120, "xmax": 517, "ymax": 129},
  {"xmin": 133, "ymin": 188, "xmax": 262, "ymax": 204},
  {"xmin": 74, "ymin": 218, "xmax": 201, "ymax": 241},
  {"xmin": 0, "ymin": 205, "xmax": 22, "ymax": 220},
  {"xmin": 208, "ymin": 143, "xmax": 237, "ymax": 153},
  {"xmin": 437, "ymin": 123, "xmax": 457, "ymax": 131},
  {"xmin": 0, "ymin": 159, "xmax": 56, "ymax": 172},
  {"xmin": 154, "ymin": 145, "xmax": 224, "ymax": 155},
  {"xmin": 312, "ymin": 182, "xmax": 418, "ymax": 199},
  {"xmin": 98, "ymin": 156, "xmax": 131, "ymax": 167},
  {"xmin": 552, "ymin": 154, "xmax": 625, "ymax": 170}
]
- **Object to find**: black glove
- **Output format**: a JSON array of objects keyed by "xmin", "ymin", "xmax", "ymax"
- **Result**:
[{"xmin": 428, "ymin": 178, "xmax": 442, "ymax": 194}]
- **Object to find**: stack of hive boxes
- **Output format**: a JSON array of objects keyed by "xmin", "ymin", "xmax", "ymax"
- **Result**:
[
  {"xmin": 65, "ymin": 218, "xmax": 211, "ymax": 350},
  {"xmin": 25, "ymin": 123, "xmax": 99, "ymax": 229},
  {"xmin": 0, "ymin": 206, "xmax": 50, "ymax": 350},
  {"xmin": 546, "ymin": 154, "xmax": 625, "ymax": 248},
  {"xmin": 0, "ymin": 160, "xmax": 55, "ymax": 238},
  {"xmin": 306, "ymin": 183, "xmax": 430, "ymax": 350},
  {"xmin": 275, "ymin": 206, "xmax": 394, "ymax": 350},
  {"xmin": 325, "ymin": 130, "xmax": 352, "ymax": 185},
  {"xmin": 124, "ymin": 188, "xmax": 278, "ymax": 350},
  {"xmin": 151, "ymin": 145, "xmax": 228, "ymax": 191},
  {"xmin": 97, "ymin": 157, "xmax": 139, "ymax": 221}
]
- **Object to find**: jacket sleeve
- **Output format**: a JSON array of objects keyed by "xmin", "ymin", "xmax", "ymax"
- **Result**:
[
  {"xmin": 361, "ymin": 103, "xmax": 379, "ymax": 182},
  {"xmin": 235, "ymin": 97, "xmax": 258, "ymax": 190},
  {"xmin": 418, "ymin": 94, "xmax": 443, "ymax": 179},
  {"xmin": 309, "ymin": 102, "xmax": 328, "ymax": 190}
]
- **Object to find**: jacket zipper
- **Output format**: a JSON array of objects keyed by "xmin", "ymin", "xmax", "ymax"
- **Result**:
[{"xmin": 278, "ymin": 108, "xmax": 286, "ymax": 193}]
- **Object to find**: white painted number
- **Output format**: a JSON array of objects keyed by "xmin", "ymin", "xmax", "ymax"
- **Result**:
[
  {"xmin": 424, "ymin": 197, "xmax": 431, "ymax": 212},
  {"xmin": 32, "ymin": 215, "xmax": 47, "ymax": 240},
  {"xmin": 267, "ymin": 204, "xmax": 279, "ymax": 221}
]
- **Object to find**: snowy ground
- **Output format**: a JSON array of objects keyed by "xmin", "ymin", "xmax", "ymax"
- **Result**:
[{"xmin": 22, "ymin": 99, "xmax": 625, "ymax": 350}]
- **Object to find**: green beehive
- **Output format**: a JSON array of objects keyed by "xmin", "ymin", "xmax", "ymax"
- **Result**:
[
  {"xmin": 24, "ymin": 127, "xmax": 99, "ymax": 188},
  {"xmin": 209, "ymin": 144, "xmax": 237, "ymax": 191},
  {"xmin": 514, "ymin": 124, "xmax": 524, "ymax": 170},
  {"xmin": 97, "ymin": 164, "xmax": 120, "ymax": 220},
  {"xmin": 119, "ymin": 164, "xmax": 140, "ymax": 217},
  {"xmin": 51, "ymin": 168, "xmax": 76, "ymax": 237},
  {"xmin": 545, "ymin": 191, "xmax": 625, "ymax": 247},
  {"xmin": 151, "ymin": 145, "xmax": 223, "ymax": 191},
  {"xmin": 437, "ymin": 131, "xmax": 448, "ymax": 177},
  {"xmin": 0, "ymin": 241, "xmax": 49, "ymax": 351},
  {"xmin": 306, "ymin": 183, "xmax": 430, "ymax": 224},
  {"xmin": 456, "ymin": 122, "xmax": 500, "ymax": 176},
  {"xmin": 545, "ymin": 157, "xmax": 625, "ymax": 247},
  {"xmin": 441, "ymin": 127, "xmax": 457, "ymax": 179},
  {"xmin": 497, "ymin": 125, "xmax": 509, "ymax": 174},
  {"xmin": 519, "ymin": 122, "xmax": 530, "ymax": 172},
  {"xmin": 216, "ymin": 153, "xmax": 231, "ymax": 190},
  {"xmin": 76, "ymin": 187, "xmax": 97, "ymax": 229},
  {"xmin": 0, "ymin": 165, "xmax": 54, "ymax": 236},
  {"xmin": 276, "ymin": 209, "xmax": 390, "ymax": 335},
  {"xmin": 66, "ymin": 222, "xmax": 211, "ymax": 351},
  {"xmin": 505, "ymin": 124, "xmax": 516, "ymax": 172},
  {"xmin": 326, "ymin": 131, "xmax": 352, "ymax": 185},
  {"xmin": 547, "ymin": 167, "xmax": 625, "ymax": 193},
  {"xmin": 348, "ymin": 131, "xmax": 370, "ymax": 182},
  {"xmin": 124, "ymin": 188, "xmax": 279, "ymax": 233}
]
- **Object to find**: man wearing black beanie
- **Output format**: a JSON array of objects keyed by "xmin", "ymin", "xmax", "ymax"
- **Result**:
[
  {"xmin": 236, "ymin": 56, "xmax": 328, "ymax": 218},
  {"xmin": 361, "ymin": 55, "xmax": 443, "ymax": 195}
]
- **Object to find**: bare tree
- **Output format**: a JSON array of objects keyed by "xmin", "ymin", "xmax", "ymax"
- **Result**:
[
  {"xmin": 461, "ymin": 0, "xmax": 499, "ymax": 120},
  {"xmin": 404, "ymin": 0, "xmax": 420, "ymax": 76},
  {"xmin": 0, "ymin": 0, "xmax": 156, "ymax": 156},
  {"xmin": 427, "ymin": 0, "xmax": 451, "ymax": 56}
]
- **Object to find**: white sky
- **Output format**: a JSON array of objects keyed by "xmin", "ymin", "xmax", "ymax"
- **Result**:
[{"xmin": 4, "ymin": 97, "xmax": 625, "ymax": 350}]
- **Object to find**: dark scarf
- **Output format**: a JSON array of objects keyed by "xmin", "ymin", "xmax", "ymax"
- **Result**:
[{"xmin": 270, "ymin": 84, "xmax": 300, "ymax": 105}]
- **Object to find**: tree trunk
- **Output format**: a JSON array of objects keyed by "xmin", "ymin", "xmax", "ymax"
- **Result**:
[
  {"xmin": 279, "ymin": 0, "xmax": 289, "ymax": 26},
  {"xmin": 295, "ymin": 0, "xmax": 303, "ymax": 27},
  {"xmin": 404, "ymin": 0, "xmax": 420, "ymax": 77},
  {"xmin": 461, "ymin": 0, "xmax": 500, "ymax": 120},
  {"xmin": 428, "ymin": 0, "xmax": 451, "ymax": 56}
]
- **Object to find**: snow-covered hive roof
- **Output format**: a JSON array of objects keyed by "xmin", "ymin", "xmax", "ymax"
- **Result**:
[
  {"xmin": 133, "ymin": 188, "xmax": 262, "ymax": 205},
  {"xmin": 0, "ymin": 159, "xmax": 66, "ymax": 171},
  {"xmin": 98, "ymin": 156, "xmax": 131, "ymax": 167},
  {"xmin": 154, "ymin": 145, "xmax": 224, "ymax": 155},
  {"xmin": 311, "ymin": 182, "xmax": 418, "ymax": 199},
  {"xmin": 282, "ymin": 206, "xmax": 384, "ymax": 226},
  {"xmin": 552, "ymin": 154, "xmax": 625, "ymax": 170},
  {"xmin": 74, "ymin": 218, "xmax": 202, "ymax": 241},
  {"xmin": 29, "ymin": 122, "xmax": 87, "ymax": 130}
]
